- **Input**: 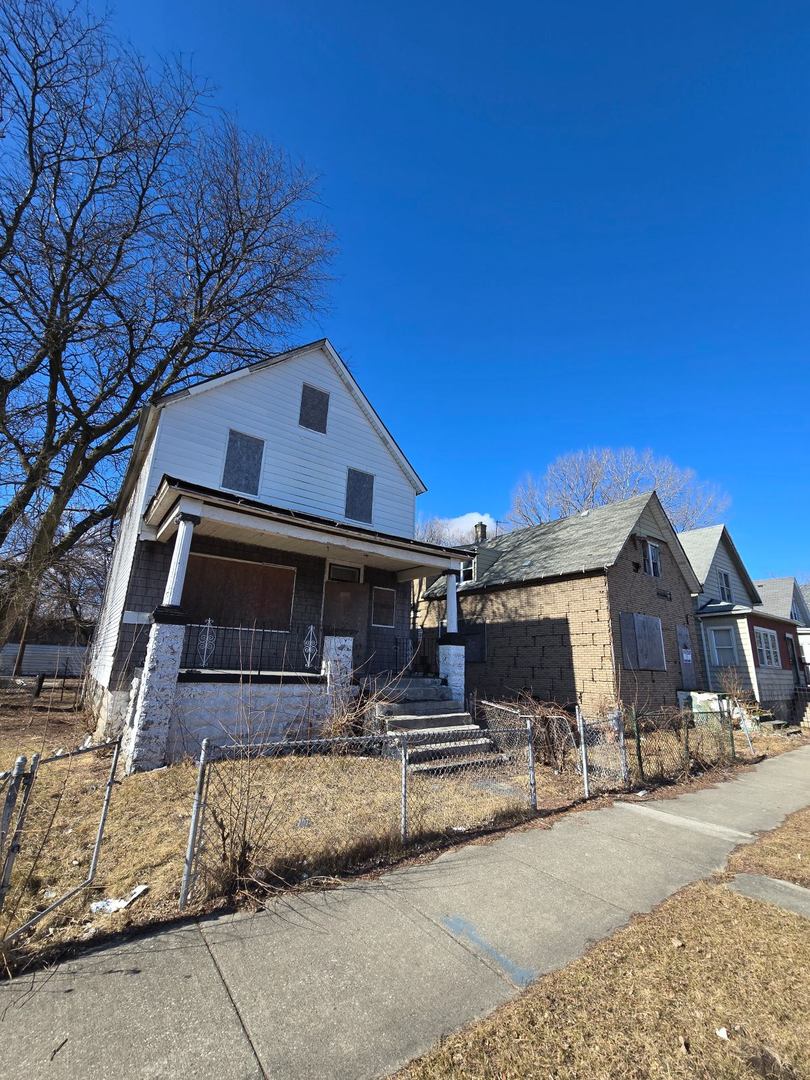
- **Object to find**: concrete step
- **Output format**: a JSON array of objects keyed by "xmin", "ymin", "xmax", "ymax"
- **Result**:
[
  {"xmin": 409, "ymin": 752, "xmax": 509, "ymax": 776},
  {"xmin": 387, "ymin": 722, "xmax": 480, "ymax": 739},
  {"xmin": 362, "ymin": 675, "xmax": 445, "ymax": 693},
  {"xmin": 408, "ymin": 737, "xmax": 494, "ymax": 764},
  {"xmin": 386, "ymin": 712, "xmax": 473, "ymax": 732},
  {"xmin": 376, "ymin": 698, "xmax": 464, "ymax": 718},
  {"xmin": 380, "ymin": 686, "xmax": 455, "ymax": 704}
]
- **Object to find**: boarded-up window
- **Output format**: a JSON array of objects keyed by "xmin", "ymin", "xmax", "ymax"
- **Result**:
[
  {"xmin": 345, "ymin": 468, "xmax": 374, "ymax": 523},
  {"xmin": 299, "ymin": 384, "xmax": 329, "ymax": 433},
  {"xmin": 222, "ymin": 430, "xmax": 264, "ymax": 495},
  {"xmin": 619, "ymin": 612, "xmax": 666, "ymax": 671},
  {"xmin": 371, "ymin": 587, "xmax": 395, "ymax": 627},
  {"xmin": 181, "ymin": 555, "xmax": 294, "ymax": 630}
]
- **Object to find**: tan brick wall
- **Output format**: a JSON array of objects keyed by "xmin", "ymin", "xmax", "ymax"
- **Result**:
[
  {"xmin": 418, "ymin": 572, "xmax": 617, "ymax": 711},
  {"xmin": 416, "ymin": 535, "xmax": 705, "ymax": 713},
  {"xmin": 606, "ymin": 535, "xmax": 705, "ymax": 709}
]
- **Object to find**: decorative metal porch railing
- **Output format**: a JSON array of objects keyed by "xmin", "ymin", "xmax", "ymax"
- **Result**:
[{"xmin": 180, "ymin": 622, "xmax": 323, "ymax": 675}]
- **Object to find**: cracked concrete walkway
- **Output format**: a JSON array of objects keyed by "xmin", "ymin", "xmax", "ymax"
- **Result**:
[{"xmin": 2, "ymin": 746, "xmax": 808, "ymax": 1079}]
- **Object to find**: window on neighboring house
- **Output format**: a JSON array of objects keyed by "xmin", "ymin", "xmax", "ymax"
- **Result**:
[
  {"xmin": 619, "ymin": 612, "xmax": 667, "ymax": 671},
  {"xmin": 755, "ymin": 627, "xmax": 782, "ymax": 668},
  {"xmin": 718, "ymin": 570, "xmax": 732, "ymax": 604},
  {"xmin": 642, "ymin": 540, "xmax": 662, "ymax": 578},
  {"xmin": 328, "ymin": 563, "xmax": 362, "ymax": 583},
  {"xmin": 371, "ymin": 587, "xmax": 396, "ymax": 627},
  {"xmin": 709, "ymin": 626, "xmax": 737, "ymax": 667},
  {"xmin": 345, "ymin": 468, "xmax": 374, "ymax": 523},
  {"xmin": 790, "ymin": 602, "xmax": 801, "ymax": 623},
  {"xmin": 299, "ymin": 384, "xmax": 329, "ymax": 433},
  {"xmin": 459, "ymin": 559, "xmax": 474, "ymax": 583},
  {"xmin": 222, "ymin": 430, "xmax": 264, "ymax": 495}
]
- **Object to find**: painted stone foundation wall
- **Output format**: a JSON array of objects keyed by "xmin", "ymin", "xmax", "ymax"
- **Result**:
[{"xmin": 167, "ymin": 679, "xmax": 338, "ymax": 760}]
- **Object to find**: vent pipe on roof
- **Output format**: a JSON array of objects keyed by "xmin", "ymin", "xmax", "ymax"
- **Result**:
[{"xmin": 474, "ymin": 521, "xmax": 488, "ymax": 543}]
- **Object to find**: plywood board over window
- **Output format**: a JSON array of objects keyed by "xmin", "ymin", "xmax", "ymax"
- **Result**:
[
  {"xmin": 181, "ymin": 554, "xmax": 295, "ymax": 630},
  {"xmin": 620, "ymin": 612, "xmax": 666, "ymax": 671}
]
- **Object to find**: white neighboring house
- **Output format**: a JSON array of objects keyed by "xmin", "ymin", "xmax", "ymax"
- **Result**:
[
  {"xmin": 680, "ymin": 526, "xmax": 806, "ymax": 722},
  {"xmin": 88, "ymin": 340, "xmax": 466, "ymax": 771}
]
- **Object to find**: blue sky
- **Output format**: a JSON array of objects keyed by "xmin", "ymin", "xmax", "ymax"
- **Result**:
[{"xmin": 110, "ymin": 1, "xmax": 809, "ymax": 577}]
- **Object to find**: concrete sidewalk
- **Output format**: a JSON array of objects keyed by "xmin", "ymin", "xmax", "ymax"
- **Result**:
[{"xmin": 2, "ymin": 746, "xmax": 808, "ymax": 1080}]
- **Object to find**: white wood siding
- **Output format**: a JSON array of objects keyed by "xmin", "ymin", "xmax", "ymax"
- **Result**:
[
  {"xmin": 701, "ymin": 537, "xmax": 754, "ymax": 605},
  {"xmin": 701, "ymin": 618, "xmax": 756, "ymax": 695},
  {"xmin": 148, "ymin": 347, "xmax": 417, "ymax": 537},
  {"xmin": 88, "ymin": 440, "xmax": 156, "ymax": 688}
]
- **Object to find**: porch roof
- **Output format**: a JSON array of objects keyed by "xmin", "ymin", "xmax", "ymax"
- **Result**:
[{"xmin": 142, "ymin": 475, "xmax": 467, "ymax": 581}]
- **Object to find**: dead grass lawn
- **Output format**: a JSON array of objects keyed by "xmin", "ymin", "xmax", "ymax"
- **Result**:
[
  {"xmin": 401, "ymin": 880, "xmax": 810, "ymax": 1080},
  {"xmin": 727, "ymin": 806, "xmax": 810, "ymax": 890}
]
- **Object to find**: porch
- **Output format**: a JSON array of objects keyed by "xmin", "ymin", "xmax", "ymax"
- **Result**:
[{"xmin": 123, "ymin": 476, "xmax": 466, "ymax": 770}]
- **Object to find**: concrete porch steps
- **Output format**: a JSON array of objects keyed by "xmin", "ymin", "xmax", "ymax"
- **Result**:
[
  {"xmin": 408, "ymin": 751, "xmax": 509, "ymax": 775},
  {"xmin": 385, "ymin": 712, "xmax": 473, "ymax": 731}
]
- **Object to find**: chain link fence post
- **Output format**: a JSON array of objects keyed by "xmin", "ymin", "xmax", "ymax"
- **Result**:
[
  {"xmin": 0, "ymin": 753, "xmax": 39, "ymax": 913},
  {"xmin": 0, "ymin": 755, "xmax": 26, "ymax": 857},
  {"xmin": 630, "ymin": 706, "xmax": 645, "ymax": 784},
  {"xmin": 576, "ymin": 706, "xmax": 590, "ymax": 799},
  {"xmin": 180, "ymin": 739, "xmax": 210, "ymax": 910},
  {"xmin": 525, "ymin": 715, "xmax": 538, "ymax": 811},
  {"xmin": 399, "ymin": 733, "xmax": 409, "ymax": 843},
  {"xmin": 682, "ymin": 710, "xmax": 690, "ymax": 773}
]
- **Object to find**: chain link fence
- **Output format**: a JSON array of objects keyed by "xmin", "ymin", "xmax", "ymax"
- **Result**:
[
  {"xmin": 179, "ymin": 725, "xmax": 538, "ymax": 908},
  {"xmin": 0, "ymin": 738, "xmax": 121, "ymax": 945}
]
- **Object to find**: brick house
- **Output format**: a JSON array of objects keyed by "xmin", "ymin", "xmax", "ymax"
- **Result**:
[
  {"xmin": 418, "ymin": 492, "xmax": 703, "ymax": 713},
  {"xmin": 87, "ymin": 340, "xmax": 467, "ymax": 771},
  {"xmin": 679, "ymin": 527, "xmax": 806, "ymax": 723}
]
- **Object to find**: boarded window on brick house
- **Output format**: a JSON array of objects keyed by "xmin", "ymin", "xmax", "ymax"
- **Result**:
[
  {"xmin": 299, "ymin": 384, "xmax": 329, "ymax": 433},
  {"xmin": 222, "ymin": 430, "xmax": 264, "ymax": 495},
  {"xmin": 345, "ymin": 468, "xmax": 374, "ymax": 523},
  {"xmin": 620, "ymin": 612, "xmax": 666, "ymax": 671},
  {"xmin": 459, "ymin": 621, "xmax": 486, "ymax": 663}
]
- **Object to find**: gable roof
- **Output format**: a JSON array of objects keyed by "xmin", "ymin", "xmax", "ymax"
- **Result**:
[
  {"xmin": 754, "ymin": 577, "xmax": 810, "ymax": 626},
  {"xmin": 425, "ymin": 492, "xmax": 700, "ymax": 597},
  {"xmin": 679, "ymin": 524, "xmax": 761, "ymax": 605},
  {"xmin": 118, "ymin": 339, "xmax": 426, "ymax": 509}
]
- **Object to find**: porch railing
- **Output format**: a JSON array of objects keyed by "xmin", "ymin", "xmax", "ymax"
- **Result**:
[{"xmin": 180, "ymin": 622, "xmax": 323, "ymax": 675}]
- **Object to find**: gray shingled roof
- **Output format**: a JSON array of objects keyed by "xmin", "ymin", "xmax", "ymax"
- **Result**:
[
  {"xmin": 677, "ymin": 525, "xmax": 725, "ymax": 586},
  {"xmin": 425, "ymin": 492, "xmax": 692, "ymax": 598},
  {"xmin": 755, "ymin": 577, "xmax": 810, "ymax": 626}
]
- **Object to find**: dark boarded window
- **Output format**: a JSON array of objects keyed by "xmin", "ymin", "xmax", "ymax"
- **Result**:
[
  {"xmin": 345, "ymin": 468, "xmax": 374, "ymax": 523},
  {"xmin": 372, "ymin": 587, "xmax": 396, "ymax": 627},
  {"xmin": 181, "ymin": 554, "xmax": 294, "ymax": 630},
  {"xmin": 222, "ymin": 430, "xmax": 264, "ymax": 494},
  {"xmin": 619, "ymin": 612, "xmax": 666, "ymax": 671},
  {"xmin": 299, "ymin": 384, "xmax": 329, "ymax": 433},
  {"xmin": 459, "ymin": 621, "xmax": 486, "ymax": 663}
]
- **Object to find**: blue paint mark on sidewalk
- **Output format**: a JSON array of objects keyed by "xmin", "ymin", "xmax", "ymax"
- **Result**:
[{"xmin": 441, "ymin": 915, "xmax": 537, "ymax": 988}]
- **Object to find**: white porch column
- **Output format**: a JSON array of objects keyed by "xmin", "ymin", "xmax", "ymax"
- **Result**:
[
  {"xmin": 445, "ymin": 569, "xmax": 459, "ymax": 634},
  {"xmin": 440, "ymin": 569, "xmax": 464, "ymax": 704},
  {"xmin": 123, "ymin": 511, "xmax": 200, "ymax": 773},
  {"xmin": 162, "ymin": 512, "xmax": 199, "ymax": 608}
]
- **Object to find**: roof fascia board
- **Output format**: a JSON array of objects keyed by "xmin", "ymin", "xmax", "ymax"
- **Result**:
[{"xmin": 718, "ymin": 526, "xmax": 762, "ymax": 605}]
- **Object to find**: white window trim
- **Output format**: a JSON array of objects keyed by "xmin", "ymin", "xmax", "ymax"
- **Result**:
[
  {"xmin": 459, "ymin": 558, "xmax": 474, "ymax": 583},
  {"xmin": 371, "ymin": 586, "xmax": 396, "ymax": 628},
  {"xmin": 643, "ymin": 540, "xmax": 662, "ymax": 579},
  {"xmin": 708, "ymin": 625, "xmax": 738, "ymax": 667},
  {"xmin": 754, "ymin": 626, "xmax": 781, "ymax": 668},
  {"xmin": 327, "ymin": 561, "xmax": 364, "ymax": 584},
  {"xmin": 220, "ymin": 428, "xmax": 266, "ymax": 497},
  {"xmin": 298, "ymin": 382, "xmax": 330, "ymax": 435},
  {"xmin": 718, "ymin": 569, "xmax": 732, "ymax": 604}
]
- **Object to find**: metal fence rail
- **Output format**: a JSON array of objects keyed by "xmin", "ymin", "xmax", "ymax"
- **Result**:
[
  {"xmin": 180, "ymin": 622, "xmax": 323, "ymax": 674},
  {"xmin": 179, "ymin": 724, "xmax": 538, "ymax": 909}
]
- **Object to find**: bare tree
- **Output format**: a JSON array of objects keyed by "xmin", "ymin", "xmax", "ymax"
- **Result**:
[
  {"xmin": 509, "ymin": 448, "xmax": 729, "ymax": 531},
  {"xmin": 414, "ymin": 516, "xmax": 474, "ymax": 546},
  {"xmin": 0, "ymin": 0, "xmax": 332, "ymax": 644}
]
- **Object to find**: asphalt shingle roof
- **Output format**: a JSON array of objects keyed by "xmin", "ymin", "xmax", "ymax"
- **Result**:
[
  {"xmin": 677, "ymin": 525, "xmax": 725, "ymax": 586},
  {"xmin": 425, "ymin": 492, "xmax": 658, "ymax": 598}
]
